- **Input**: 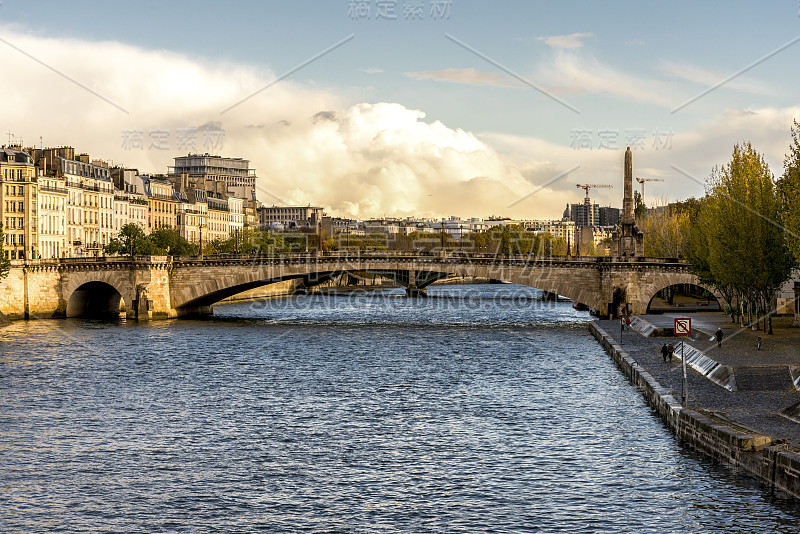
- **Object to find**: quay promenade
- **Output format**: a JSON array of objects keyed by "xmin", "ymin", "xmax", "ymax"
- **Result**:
[{"xmin": 592, "ymin": 312, "xmax": 800, "ymax": 498}]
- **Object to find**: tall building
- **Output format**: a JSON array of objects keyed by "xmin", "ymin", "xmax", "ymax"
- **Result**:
[
  {"xmin": 32, "ymin": 147, "xmax": 113, "ymax": 256},
  {"xmin": 564, "ymin": 202, "xmax": 600, "ymax": 227},
  {"xmin": 145, "ymin": 177, "xmax": 179, "ymax": 232},
  {"xmin": 37, "ymin": 169, "xmax": 67, "ymax": 258},
  {"xmin": 0, "ymin": 146, "xmax": 38, "ymax": 260},
  {"xmin": 170, "ymin": 154, "xmax": 256, "ymax": 190},
  {"xmin": 598, "ymin": 206, "xmax": 620, "ymax": 227}
]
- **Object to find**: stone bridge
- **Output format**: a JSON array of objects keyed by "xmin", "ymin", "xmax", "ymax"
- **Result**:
[{"xmin": 0, "ymin": 253, "xmax": 714, "ymax": 320}]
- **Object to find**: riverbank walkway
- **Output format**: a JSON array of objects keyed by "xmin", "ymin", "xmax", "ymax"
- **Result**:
[{"xmin": 598, "ymin": 312, "xmax": 800, "ymax": 450}]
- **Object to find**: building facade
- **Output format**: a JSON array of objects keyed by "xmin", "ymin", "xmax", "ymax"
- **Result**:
[
  {"xmin": 171, "ymin": 154, "xmax": 256, "ymax": 189},
  {"xmin": 0, "ymin": 147, "xmax": 38, "ymax": 260},
  {"xmin": 37, "ymin": 171, "xmax": 67, "ymax": 258}
]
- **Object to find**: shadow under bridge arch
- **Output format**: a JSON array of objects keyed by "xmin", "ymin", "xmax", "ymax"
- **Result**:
[
  {"xmin": 174, "ymin": 269, "xmax": 455, "ymax": 315},
  {"xmin": 66, "ymin": 281, "xmax": 126, "ymax": 319}
]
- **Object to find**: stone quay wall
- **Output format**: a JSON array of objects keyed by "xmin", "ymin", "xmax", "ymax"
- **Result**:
[{"xmin": 589, "ymin": 322, "xmax": 800, "ymax": 500}]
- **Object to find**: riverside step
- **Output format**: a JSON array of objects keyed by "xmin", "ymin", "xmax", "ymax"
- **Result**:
[
  {"xmin": 674, "ymin": 341, "xmax": 737, "ymax": 391},
  {"xmin": 735, "ymin": 366, "xmax": 795, "ymax": 391},
  {"xmin": 629, "ymin": 316, "xmax": 657, "ymax": 337}
]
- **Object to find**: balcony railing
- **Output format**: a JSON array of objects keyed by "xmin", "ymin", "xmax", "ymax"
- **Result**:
[{"xmin": 39, "ymin": 185, "xmax": 68, "ymax": 194}]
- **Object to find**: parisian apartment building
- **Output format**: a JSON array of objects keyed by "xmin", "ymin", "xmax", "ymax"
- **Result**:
[{"xmin": 0, "ymin": 145, "xmax": 262, "ymax": 259}]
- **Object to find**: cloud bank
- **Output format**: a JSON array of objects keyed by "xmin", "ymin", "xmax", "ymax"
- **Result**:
[{"xmin": 0, "ymin": 26, "xmax": 796, "ymax": 219}]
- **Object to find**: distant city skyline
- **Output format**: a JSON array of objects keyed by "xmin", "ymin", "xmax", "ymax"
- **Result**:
[{"xmin": 0, "ymin": 0, "xmax": 798, "ymax": 219}]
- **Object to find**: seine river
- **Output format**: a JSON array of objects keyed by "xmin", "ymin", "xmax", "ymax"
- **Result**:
[{"xmin": 1, "ymin": 285, "xmax": 798, "ymax": 533}]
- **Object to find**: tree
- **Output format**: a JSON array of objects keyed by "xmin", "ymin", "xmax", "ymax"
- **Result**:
[
  {"xmin": 150, "ymin": 227, "xmax": 197, "ymax": 256},
  {"xmin": 0, "ymin": 223, "xmax": 10, "ymax": 282},
  {"xmin": 698, "ymin": 143, "xmax": 794, "ymax": 333},
  {"xmin": 642, "ymin": 204, "xmax": 690, "ymax": 258},
  {"xmin": 779, "ymin": 119, "xmax": 800, "ymax": 266},
  {"xmin": 108, "ymin": 223, "xmax": 158, "ymax": 256},
  {"xmin": 634, "ymin": 190, "xmax": 646, "ymax": 221}
]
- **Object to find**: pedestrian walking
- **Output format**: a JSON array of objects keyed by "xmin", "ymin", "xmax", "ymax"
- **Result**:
[
  {"xmin": 757, "ymin": 336, "xmax": 762, "ymax": 350},
  {"xmin": 661, "ymin": 343, "xmax": 670, "ymax": 362},
  {"xmin": 668, "ymin": 343, "xmax": 675, "ymax": 362},
  {"xmin": 626, "ymin": 316, "xmax": 631, "ymax": 331},
  {"xmin": 715, "ymin": 327, "xmax": 723, "ymax": 348}
]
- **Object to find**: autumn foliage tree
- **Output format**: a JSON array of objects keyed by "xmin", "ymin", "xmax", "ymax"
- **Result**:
[
  {"xmin": 687, "ymin": 143, "xmax": 793, "ymax": 333},
  {"xmin": 779, "ymin": 119, "xmax": 800, "ymax": 266}
]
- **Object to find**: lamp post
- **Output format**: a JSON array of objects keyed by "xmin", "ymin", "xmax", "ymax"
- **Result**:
[{"xmin": 199, "ymin": 221, "xmax": 205, "ymax": 259}]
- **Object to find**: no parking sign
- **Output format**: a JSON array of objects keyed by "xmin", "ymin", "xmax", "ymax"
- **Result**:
[{"xmin": 674, "ymin": 318, "xmax": 691, "ymax": 336}]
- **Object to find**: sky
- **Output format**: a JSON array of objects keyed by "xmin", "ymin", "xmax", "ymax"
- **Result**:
[{"xmin": 0, "ymin": 0, "xmax": 798, "ymax": 220}]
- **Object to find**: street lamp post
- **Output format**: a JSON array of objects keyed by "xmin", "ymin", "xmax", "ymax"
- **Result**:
[{"xmin": 199, "ymin": 222, "xmax": 205, "ymax": 259}]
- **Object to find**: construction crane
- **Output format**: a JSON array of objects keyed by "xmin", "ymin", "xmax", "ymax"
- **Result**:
[
  {"xmin": 635, "ymin": 177, "xmax": 664, "ymax": 200},
  {"xmin": 575, "ymin": 183, "xmax": 613, "ymax": 204}
]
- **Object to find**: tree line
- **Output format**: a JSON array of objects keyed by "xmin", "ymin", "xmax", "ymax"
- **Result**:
[{"xmin": 640, "ymin": 120, "xmax": 800, "ymax": 333}]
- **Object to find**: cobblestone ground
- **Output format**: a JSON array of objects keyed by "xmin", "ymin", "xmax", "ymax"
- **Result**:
[{"xmin": 598, "ymin": 312, "xmax": 800, "ymax": 450}]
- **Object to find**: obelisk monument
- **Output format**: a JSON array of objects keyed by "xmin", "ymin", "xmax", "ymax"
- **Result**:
[
  {"xmin": 611, "ymin": 147, "xmax": 644, "ymax": 257},
  {"xmin": 622, "ymin": 147, "xmax": 634, "ymax": 225}
]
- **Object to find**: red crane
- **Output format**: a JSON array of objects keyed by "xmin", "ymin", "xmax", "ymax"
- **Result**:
[{"xmin": 576, "ymin": 183, "xmax": 613, "ymax": 203}]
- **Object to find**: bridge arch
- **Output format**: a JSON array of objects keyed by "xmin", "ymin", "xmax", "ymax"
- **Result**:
[
  {"xmin": 646, "ymin": 282, "xmax": 721, "ymax": 313},
  {"xmin": 622, "ymin": 270, "xmax": 723, "ymax": 316},
  {"xmin": 66, "ymin": 281, "xmax": 126, "ymax": 318},
  {"xmin": 61, "ymin": 270, "xmax": 137, "ymax": 319}
]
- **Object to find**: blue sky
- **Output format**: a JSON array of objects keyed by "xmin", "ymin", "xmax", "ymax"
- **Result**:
[{"xmin": 1, "ymin": 1, "xmax": 798, "ymax": 218}]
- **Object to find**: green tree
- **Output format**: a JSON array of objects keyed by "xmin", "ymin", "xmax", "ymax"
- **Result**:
[
  {"xmin": 107, "ymin": 223, "xmax": 158, "ymax": 256},
  {"xmin": 0, "ymin": 223, "xmax": 10, "ymax": 282},
  {"xmin": 150, "ymin": 227, "xmax": 197, "ymax": 256},
  {"xmin": 634, "ymin": 190, "xmax": 646, "ymax": 221},
  {"xmin": 700, "ymin": 143, "xmax": 793, "ymax": 333},
  {"xmin": 779, "ymin": 119, "xmax": 800, "ymax": 266}
]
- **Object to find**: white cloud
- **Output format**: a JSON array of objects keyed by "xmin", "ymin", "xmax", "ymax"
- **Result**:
[
  {"xmin": 0, "ymin": 27, "xmax": 558, "ymax": 219},
  {"xmin": 659, "ymin": 61, "xmax": 772, "ymax": 96},
  {"xmin": 539, "ymin": 32, "xmax": 594, "ymax": 49},
  {"xmin": 406, "ymin": 67, "xmax": 517, "ymax": 88},
  {"xmin": 536, "ymin": 49, "xmax": 675, "ymax": 107},
  {"xmin": 2, "ymin": 27, "xmax": 794, "ymax": 221}
]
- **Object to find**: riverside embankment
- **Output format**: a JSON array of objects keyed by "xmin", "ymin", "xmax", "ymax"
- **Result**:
[{"xmin": 590, "ymin": 314, "xmax": 800, "ymax": 499}]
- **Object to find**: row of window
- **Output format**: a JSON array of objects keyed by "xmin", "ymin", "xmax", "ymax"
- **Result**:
[
  {"xmin": 4, "ymin": 234, "xmax": 25, "ymax": 245},
  {"xmin": 4, "ymin": 217, "xmax": 24, "ymax": 229},
  {"xmin": 40, "ymin": 215, "xmax": 65, "ymax": 235},
  {"xmin": 41, "ymin": 195, "xmax": 66, "ymax": 211},
  {"xmin": 4, "ymin": 201, "xmax": 25, "ymax": 213},
  {"xmin": 2, "ymin": 168, "xmax": 30, "ymax": 180},
  {"xmin": 4, "ymin": 184, "xmax": 26, "ymax": 196}
]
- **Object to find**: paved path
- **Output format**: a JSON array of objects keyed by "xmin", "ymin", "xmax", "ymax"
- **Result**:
[{"xmin": 600, "ymin": 312, "xmax": 800, "ymax": 449}]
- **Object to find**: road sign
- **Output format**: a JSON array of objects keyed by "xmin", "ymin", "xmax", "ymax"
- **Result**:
[{"xmin": 674, "ymin": 318, "xmax": 691, "ymax": 336}]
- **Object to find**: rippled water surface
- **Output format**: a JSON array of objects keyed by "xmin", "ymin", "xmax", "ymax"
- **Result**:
[{"xmin": 1, "ymin": 285, "xmax": 798, "ymax": 532}]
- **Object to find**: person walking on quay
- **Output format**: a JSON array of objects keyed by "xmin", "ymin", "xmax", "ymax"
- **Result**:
[
  {"xmin": 661, "ymin": 343, "xmax": 670, "ymax": 362},
  {"xmin": 668, "ymin": 343, "xmax": 675, "ymax": 362},
  {"xmin": 715, "ymin": 327, "xmax": 724, "ymax": 348}
]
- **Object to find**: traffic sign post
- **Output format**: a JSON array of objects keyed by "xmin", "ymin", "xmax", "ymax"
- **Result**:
[{"xmin": 674, "ymin": 318, "xmax": 691, "ymax": 406}]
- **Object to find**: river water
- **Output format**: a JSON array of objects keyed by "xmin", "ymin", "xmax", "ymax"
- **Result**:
[{"xmin": 1, "ymin": 284, "xmax": 798, "ymax": 533}]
